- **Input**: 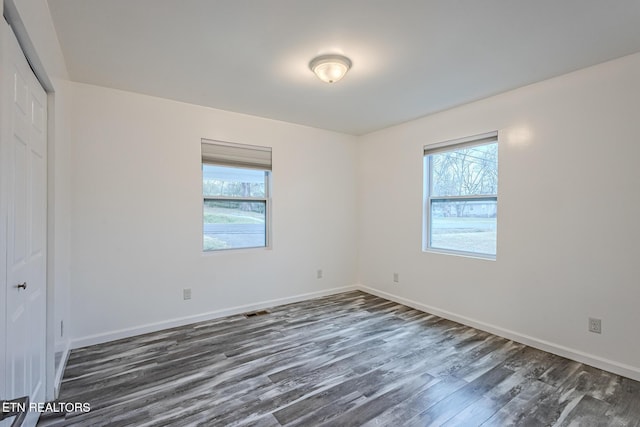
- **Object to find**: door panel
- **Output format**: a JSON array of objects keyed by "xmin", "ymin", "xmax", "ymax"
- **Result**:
[
  {"xmin": 2, "ymin": 21, "xmax": 47, "ymax": 427},
  {"xmin": 31, "ymin": 146, "xmax": 45, "ymax": 255},
  {"xmin": 10, "ymin": 130, "xmax": 27, "ymax": 265}
]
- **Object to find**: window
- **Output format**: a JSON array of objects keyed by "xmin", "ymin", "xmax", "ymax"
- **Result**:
[
  {"xmin": 424, "ymin": 132, "xmax": 498, "ymax": 258},
  {"xmin": 202, "ymin": 140, "xmax": 272, "ymax": 251}
]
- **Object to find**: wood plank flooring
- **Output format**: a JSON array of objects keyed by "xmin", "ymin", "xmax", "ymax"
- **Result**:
[{"xmin": 39, "ymin": 291, "xmax": 640, "ymax": 426}]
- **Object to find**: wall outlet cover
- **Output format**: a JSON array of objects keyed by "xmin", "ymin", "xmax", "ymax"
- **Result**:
[{"xmin": 588, "ymin": 317, "xmax": 602, "ymax": 334}]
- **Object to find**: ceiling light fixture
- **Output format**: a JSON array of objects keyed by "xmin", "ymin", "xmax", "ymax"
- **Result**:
[{"xmin": 309, "ymin": 54, "xmax": 352, "ymax": 83}]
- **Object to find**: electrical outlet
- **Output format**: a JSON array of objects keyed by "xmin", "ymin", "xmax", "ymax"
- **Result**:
[
  {"xmin": 183, "ymin": 288, "xmax": 192, "ymax": 300},
  {"xmin": 317, "ymin": 269, "xmax": 323, "ymax": 279},
  {"xmin": 393, "ymin": 273, "xmax": 399, "ymax": 283},
  {"xmin": 588, "ymin": 317, "xmax": 602, "ymax": 334}
]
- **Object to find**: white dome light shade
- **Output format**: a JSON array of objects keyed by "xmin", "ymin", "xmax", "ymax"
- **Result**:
[{"xmin": 309, "ymin": 54, "xmax": 352, "ymax": 83}]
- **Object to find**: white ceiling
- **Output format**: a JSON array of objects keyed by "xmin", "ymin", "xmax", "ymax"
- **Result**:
[{"xmin": 48, "ymin": 0, "xmax": 640, "ymax": 135}]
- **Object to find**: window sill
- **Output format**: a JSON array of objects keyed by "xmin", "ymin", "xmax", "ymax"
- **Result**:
[
  {"xmin": 202, "ymin": 246, "xmax": 272, "ymax": 256},
  {"xmin": 423, "ymin": 248, "xmax": 496, "ymax": 261}
]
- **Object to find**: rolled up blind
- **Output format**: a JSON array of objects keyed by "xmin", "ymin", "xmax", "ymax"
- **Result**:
[
  {"xmin": 424, "ymin": 131, "xmax": 498, "ymax": 156},
  {"xmin": 202, "ymin": 139, "xmax": 272, "ymax": 170}
]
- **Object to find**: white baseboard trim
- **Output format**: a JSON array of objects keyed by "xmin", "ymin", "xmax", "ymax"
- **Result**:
[
  {"xmin": 357, "ymin": 284, "xmax": 640, "ymax": 382},
  {"xmin": 53, "ymin": 342, "xmax": 71, "ymax": 398},
  {"xmin": 71, "ymin": 285, "xmax": 357, "ymax": 349}
]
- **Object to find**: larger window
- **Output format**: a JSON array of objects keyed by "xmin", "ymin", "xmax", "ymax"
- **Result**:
[
  {"xmin": 202, "ymin": 140, "xmax": 272, "ymax": 251},
  {"xmin": 424, "ymin": 132, "xmax": 498, "ymax": 258}
]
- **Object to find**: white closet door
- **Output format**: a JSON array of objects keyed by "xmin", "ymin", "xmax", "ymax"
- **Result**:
[{"xmin": 2, "ymin": 20, "xmax": 47, "ymax": 427}]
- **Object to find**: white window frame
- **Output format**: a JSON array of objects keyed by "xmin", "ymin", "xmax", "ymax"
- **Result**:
[
  {"xmin": 201, "ymin": 139, "xmax": 272, "ymax": 252},
  {"xmin": 423, "ymin": 131, "xmax": 498, "ymax": 259}
]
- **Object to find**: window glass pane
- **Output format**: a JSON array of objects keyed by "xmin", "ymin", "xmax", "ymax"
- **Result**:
[
  {"xmin": 431, "ymin": 143, "xmax": 498, "ymax": 197},
  {"xmin": 203, "ymin": 164, "xmax": 266, "ymax": 198},
  {"xmin": 430, "ymin": 199, "xmax": 497, "ymax": 256},
  {"xmin": 203, "ymin": 200, "xmax": 266, "ymax": 251}
]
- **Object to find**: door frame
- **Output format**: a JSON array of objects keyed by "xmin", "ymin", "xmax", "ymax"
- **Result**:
[{"xmin": 0, "ymin": 12, "xmax": 8, "ymax": 405}]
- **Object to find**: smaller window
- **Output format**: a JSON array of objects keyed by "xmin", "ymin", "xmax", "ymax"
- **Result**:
[
  {"xmin": 202, "ymin": 140, "xmax": 272, "ymax": 252},
  {"xmin": 424, "ymin": 132, "xmax": 498, "ymax": 258}
]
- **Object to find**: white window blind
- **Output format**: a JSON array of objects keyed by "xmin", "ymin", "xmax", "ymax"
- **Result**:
[
  {"xmin": 423, "ymin": 131, "xmax": 498, "ymax": 156},
  {"xmin": 201, "ymin": 139, "xmax": 272, "ymax": 170}
]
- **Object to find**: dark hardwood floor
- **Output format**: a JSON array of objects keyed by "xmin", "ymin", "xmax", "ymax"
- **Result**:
[{"xmin": 39, "ymin": 291, "xmax": 640, "ymax": 426}]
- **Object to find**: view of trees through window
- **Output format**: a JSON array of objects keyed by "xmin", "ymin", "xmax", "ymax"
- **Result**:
[
  {"xmin": 203, "ymin": 165, "xmax": 268, "ymax": 251},
  {"xmin": 427, "ymin": 141, "xmax": 498, "ymax": 257}
]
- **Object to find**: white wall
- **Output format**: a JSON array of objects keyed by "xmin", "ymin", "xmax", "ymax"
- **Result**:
[
  {"xmin": 69, "ymin": 82, "xmax": 359, "ymax": 346},
  {"xmin": 358, "ymin": 53, "xmax": 640, "ymax": 380}
]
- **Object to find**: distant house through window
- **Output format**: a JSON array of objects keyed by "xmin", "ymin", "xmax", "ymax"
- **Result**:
[
  {"xmin": 201, "ymin": 140, "xmax": 272, "ymax": 251},
  {"xmin": 423, "ymin": 132, "xmax": 498, "ymax": 258}
]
